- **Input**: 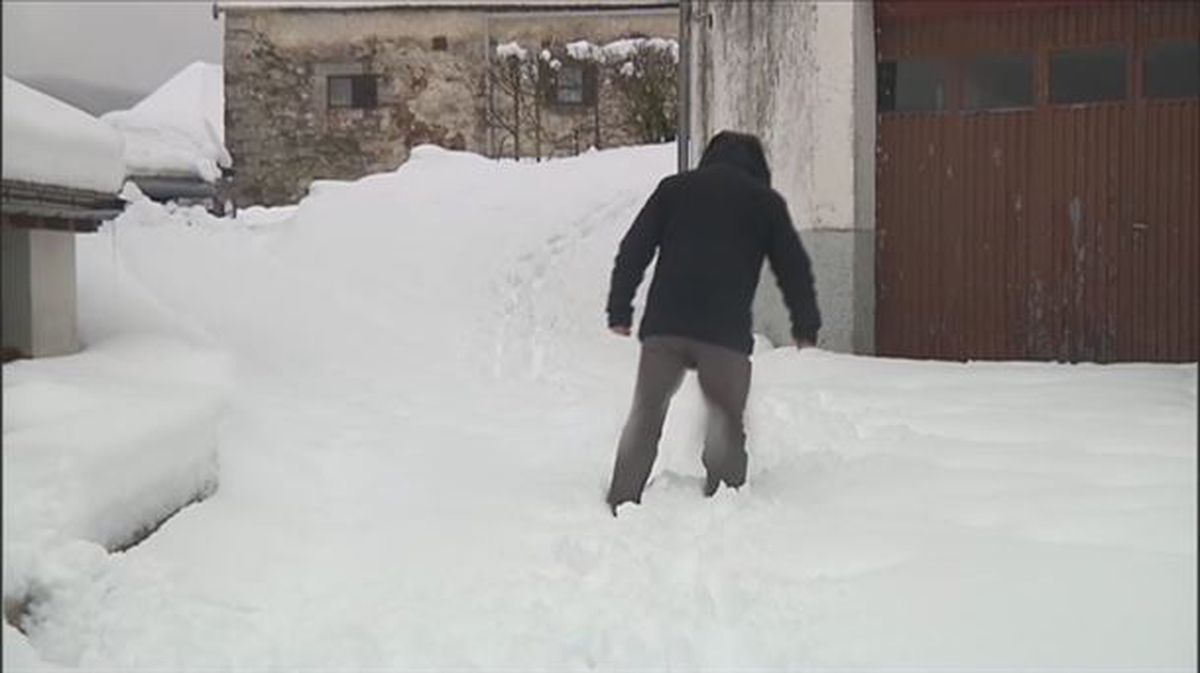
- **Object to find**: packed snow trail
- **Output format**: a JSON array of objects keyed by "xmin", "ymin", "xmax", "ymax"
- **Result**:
[{"xmin": 4, "ymin": 145, "xmax": 1195, "ymax": 670}]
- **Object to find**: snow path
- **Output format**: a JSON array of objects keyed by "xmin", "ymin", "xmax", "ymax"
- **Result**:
[{"xmin": 12, "ymin": 145, "xmax": 1196, "ymax": 670}]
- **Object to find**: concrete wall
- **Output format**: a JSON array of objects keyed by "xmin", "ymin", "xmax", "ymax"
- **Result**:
[
  {"xmin": 1, "ymin": 225, "xmax": 79, "ymax": 358},
  {"xmin": 225, "ymin": 7, "xmax": 676, "ymax": 206},
  {"xmin": 684, "ymin": 0, "xmax": 875, "ymax": 353}
]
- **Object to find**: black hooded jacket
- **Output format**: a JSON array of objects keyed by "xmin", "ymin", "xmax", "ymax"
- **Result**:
[{"xmin": 606, "ymin": 132, "xmax": 821, "ymax": 354}]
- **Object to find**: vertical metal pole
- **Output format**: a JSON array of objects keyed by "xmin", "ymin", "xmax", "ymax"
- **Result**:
[
  {"xmin": 677, "ymin": 0, "xmax": 692, "ymax": 173},
  {"xmin": 485, "ymin": 13, "xmax": 494, "ymax": 158}
]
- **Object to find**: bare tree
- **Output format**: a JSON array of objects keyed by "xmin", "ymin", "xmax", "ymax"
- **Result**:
[{"xmin": 607, "ymin": 42, "xmax": 678, "ymax": 145}]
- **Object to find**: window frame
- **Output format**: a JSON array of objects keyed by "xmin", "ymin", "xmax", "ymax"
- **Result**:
[
  {"xmin": 1046, "ymin": 43, "xmax": 1129, "ymax": 106},
  {"xmin": 326, "ymin": 74, "xmax": 379, "ymax": 110},
  {"xmin": 1143, "ymin": 39, "xmax": 1200, "ymax": 101},
  {"xmin": 553, "ymin": 62, "xmax": 587, "ymax": 106},
  {"xmin": 877, "ymin": 57, "xmax": 957, "ymax": 114},
  {"xmin": 962, "ymin": 52, "xmax": 1036, "ymax": 113}
]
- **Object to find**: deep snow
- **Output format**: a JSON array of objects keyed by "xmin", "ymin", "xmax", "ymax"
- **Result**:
[
  {"xmin": 101, "ymin": 62, "xmax": 229, "ymax": 183},
  {"xmin": 1, "ymin": 77, "xmax": 125, "ymax": 193},
  {"xmin": 2, "ymin": 143, "xmax": 1196, "ymax": 671}
]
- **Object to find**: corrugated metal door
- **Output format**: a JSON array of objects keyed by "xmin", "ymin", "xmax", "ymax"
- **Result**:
[{"xmin": 876, "ymin": 1, "xmax": 1198, "ymax": 362}]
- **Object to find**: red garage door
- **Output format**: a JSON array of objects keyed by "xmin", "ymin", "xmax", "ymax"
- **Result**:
[{"xmin": 875, "ymin": 1, "xmax": 1198, "ymax": 362}]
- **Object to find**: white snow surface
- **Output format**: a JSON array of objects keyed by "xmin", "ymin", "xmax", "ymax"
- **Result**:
[
  {"xmin": 2, "ymin": 337, "xmax": 229, "ymax": 549},
  {"xmin": 101, "ymin": 62, "xmax": 230, "ymax": 183},
  {"xmin": 3, "ymin": 143, "xmax": 1195, "ymax": 670},
  {"xmin": 1, "ymin": 77, "xmax": 125, "ymax": 194}
]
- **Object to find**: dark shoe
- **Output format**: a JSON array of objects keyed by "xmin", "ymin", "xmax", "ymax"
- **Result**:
[{"xmin": 703, "ymin": 472, "xmax": 720, "ymax": 497}]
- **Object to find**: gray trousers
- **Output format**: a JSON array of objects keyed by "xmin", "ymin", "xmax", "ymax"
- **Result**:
[{"xmin": 606, "ymin": 336, "xmax": 752, "ymax": 507}]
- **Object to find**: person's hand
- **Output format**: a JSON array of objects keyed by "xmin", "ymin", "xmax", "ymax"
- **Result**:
[
  {"xmin": 795, "ymin": 339, "xmax": 815, "ymax": 349},
  {"xmin": 610, "ymin": 325, "xmax": 632, "ymax": 337}
]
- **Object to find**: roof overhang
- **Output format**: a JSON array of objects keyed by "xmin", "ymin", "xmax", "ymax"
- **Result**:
[{"xmin": 1, "ymin": 180, "xmax": 125, "ymax": 233}]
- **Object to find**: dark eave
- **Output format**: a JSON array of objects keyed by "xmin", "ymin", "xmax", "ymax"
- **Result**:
[{"xmin": 1, "ymin": 179, "xmax": 125, "ymax": 233}]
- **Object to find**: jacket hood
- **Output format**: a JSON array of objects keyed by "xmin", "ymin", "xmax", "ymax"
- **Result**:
[{"xmin": 697, "ymin": 131, "xmax": 771, "ymax": 186}]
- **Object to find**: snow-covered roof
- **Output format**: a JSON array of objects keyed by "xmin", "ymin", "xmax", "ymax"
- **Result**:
[
  {"xmin": 2, "ymin": 77, "xmax": 126, "ymax": 194},
  {"xmin": 219, "ymin": 0, "xmax": 676, "ymax": 10},
  {"xmin": 102, "ymin": 62, "xmax": 230, "ymax": 183}
]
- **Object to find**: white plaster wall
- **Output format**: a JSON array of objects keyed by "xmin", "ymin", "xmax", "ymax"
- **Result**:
[
  {"xmin": 29, "ymin": 229, "xmax": 78, "ymax": 357},
  {"xmin": 686, "ymin": 0, "xmax": 875, "ymax": 353}
]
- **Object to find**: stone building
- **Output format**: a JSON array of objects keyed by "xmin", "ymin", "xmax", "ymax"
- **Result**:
[{"xmin": 219, "ymin": 0, "xmax": 678, "ymax": 206}]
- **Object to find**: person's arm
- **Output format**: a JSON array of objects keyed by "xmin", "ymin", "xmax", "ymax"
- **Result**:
[
  {"xmin": 606, "ymin": 182, "xmax": 667, "ymax": 333},
  {"xmin": 765, "ymin": 196, "xmax": 821, "ymax": 347}
]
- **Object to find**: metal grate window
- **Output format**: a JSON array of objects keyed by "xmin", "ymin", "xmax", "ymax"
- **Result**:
[{"xmin": 556, "ymin": 64, "xmax": 585, "ymax": 104}]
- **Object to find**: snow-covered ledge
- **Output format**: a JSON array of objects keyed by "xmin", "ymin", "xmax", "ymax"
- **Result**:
[{"xmin": 2, "ymin": 337, "xmax": 230, "ymax": 632}]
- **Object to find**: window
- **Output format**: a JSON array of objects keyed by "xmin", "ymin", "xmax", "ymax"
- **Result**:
[
  {"xmin": 965, "ymin": 54, "xmax": 1033, "ymax": 110},
  {"xmin": 555, "ymin": 63, "xmax": 585, "ymax": 104},
  {"xmin": 432, "ymin": 36, "xmax": 448, "ymax": 51},
  {"xmin": 328, "ymin": 74, "xmax": 378, "ymax": 109},
  {"xmin": 878, "ymin": 60, "xmax": 950, "ymax": 112},
  {"xmin": 1145, "ymin": 41, "xmax": 1199, "ymax": 99},
  {"xmin": 1050, "ymin": 47, "xmax": 1126, "ymax": 104}
]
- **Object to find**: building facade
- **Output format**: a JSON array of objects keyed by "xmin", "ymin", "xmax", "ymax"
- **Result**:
[
  {"xmin": 221, "ymin": 1, "xmax": 678, "ymax": 206},
  {"xmin": 682, "ymin": 0, "xmax": 1197, "ymax": 362}
]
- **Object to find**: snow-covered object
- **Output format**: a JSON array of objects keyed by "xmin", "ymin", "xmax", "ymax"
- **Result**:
[
  {"xmin": 2, "ymin": 335, "xmax": 230, "ymax": 552},
  {"xmin": 562, "ymin": 37, "xmax": 680, "ymax": 64},
  {"xmin": 602, "ymin": 37, "xmax": 679, "ymax": 63},
  {"xmin": 494, "ymin": 41, "xmax": 528, "ymax": 60},
  {"xmin": 102, "ymin": 62, "xmax": 230, "ymax": 183},
  {"xmin": 1, "ymin": 77, "xmax": 125, "ymax": 194},
  {"xmin": 3, "ymin": 144, "xmax": 1194, "ymax": 669},
  {"xmin": 566, "ymin": 39, "xmax": 603, "ymax": 61}
]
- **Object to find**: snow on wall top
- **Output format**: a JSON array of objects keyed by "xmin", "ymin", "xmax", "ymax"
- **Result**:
[
  {"xmin": 102, "ymin": 62, "xmax": 231, "ymax": 183},
  {"xmin": 498, "ymin": 37, "xmax": 678, "ymax": 63},
  {"xmin": 220, "ymin": 0, "xmax": 676, "ymax": 9},
  {"xmin": 2, "ymin": 77, "xmax": 126, "ymax": 194}
]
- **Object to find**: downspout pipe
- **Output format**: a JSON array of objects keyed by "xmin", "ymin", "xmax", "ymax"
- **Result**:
[{"xmin": 677, "ymin": 0, "xmax": 691, "ymax": 173}]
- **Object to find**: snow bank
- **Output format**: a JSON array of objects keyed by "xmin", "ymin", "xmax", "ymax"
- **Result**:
[
  {"xmin": 1, "ymin": 77, "xmax": 125, "ymax": 194},
  {"xmin": 2, "ymin": 336, "xmax": 230, "ymax": 551},
  {"xmin": 101, "ymin": 62, "xmax": 229, "ymax": 183}
]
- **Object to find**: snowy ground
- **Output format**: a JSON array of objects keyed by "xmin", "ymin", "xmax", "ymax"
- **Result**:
[{"xmin": 3, "ymin": 144, "xmax": 1196, "ymax": 671}]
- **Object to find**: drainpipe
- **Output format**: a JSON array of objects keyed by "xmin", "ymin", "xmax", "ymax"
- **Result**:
[
  {"xmin": 485, "ymin": 13, "xmax": 494, "ymax": 158},
  {"xmin": 677, "ymin": 0, "xmax": 692, "ymax": 173}
]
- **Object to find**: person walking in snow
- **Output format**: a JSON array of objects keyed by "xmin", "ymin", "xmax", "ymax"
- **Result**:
[{"xmin": 604, "ymin": 131, "xmax": 821, "ymax": 516}]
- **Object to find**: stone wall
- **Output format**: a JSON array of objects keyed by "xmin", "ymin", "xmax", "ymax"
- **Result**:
[{"xmin": 225, "ymin": 7, "xmax": 677, "ymax": 206}]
